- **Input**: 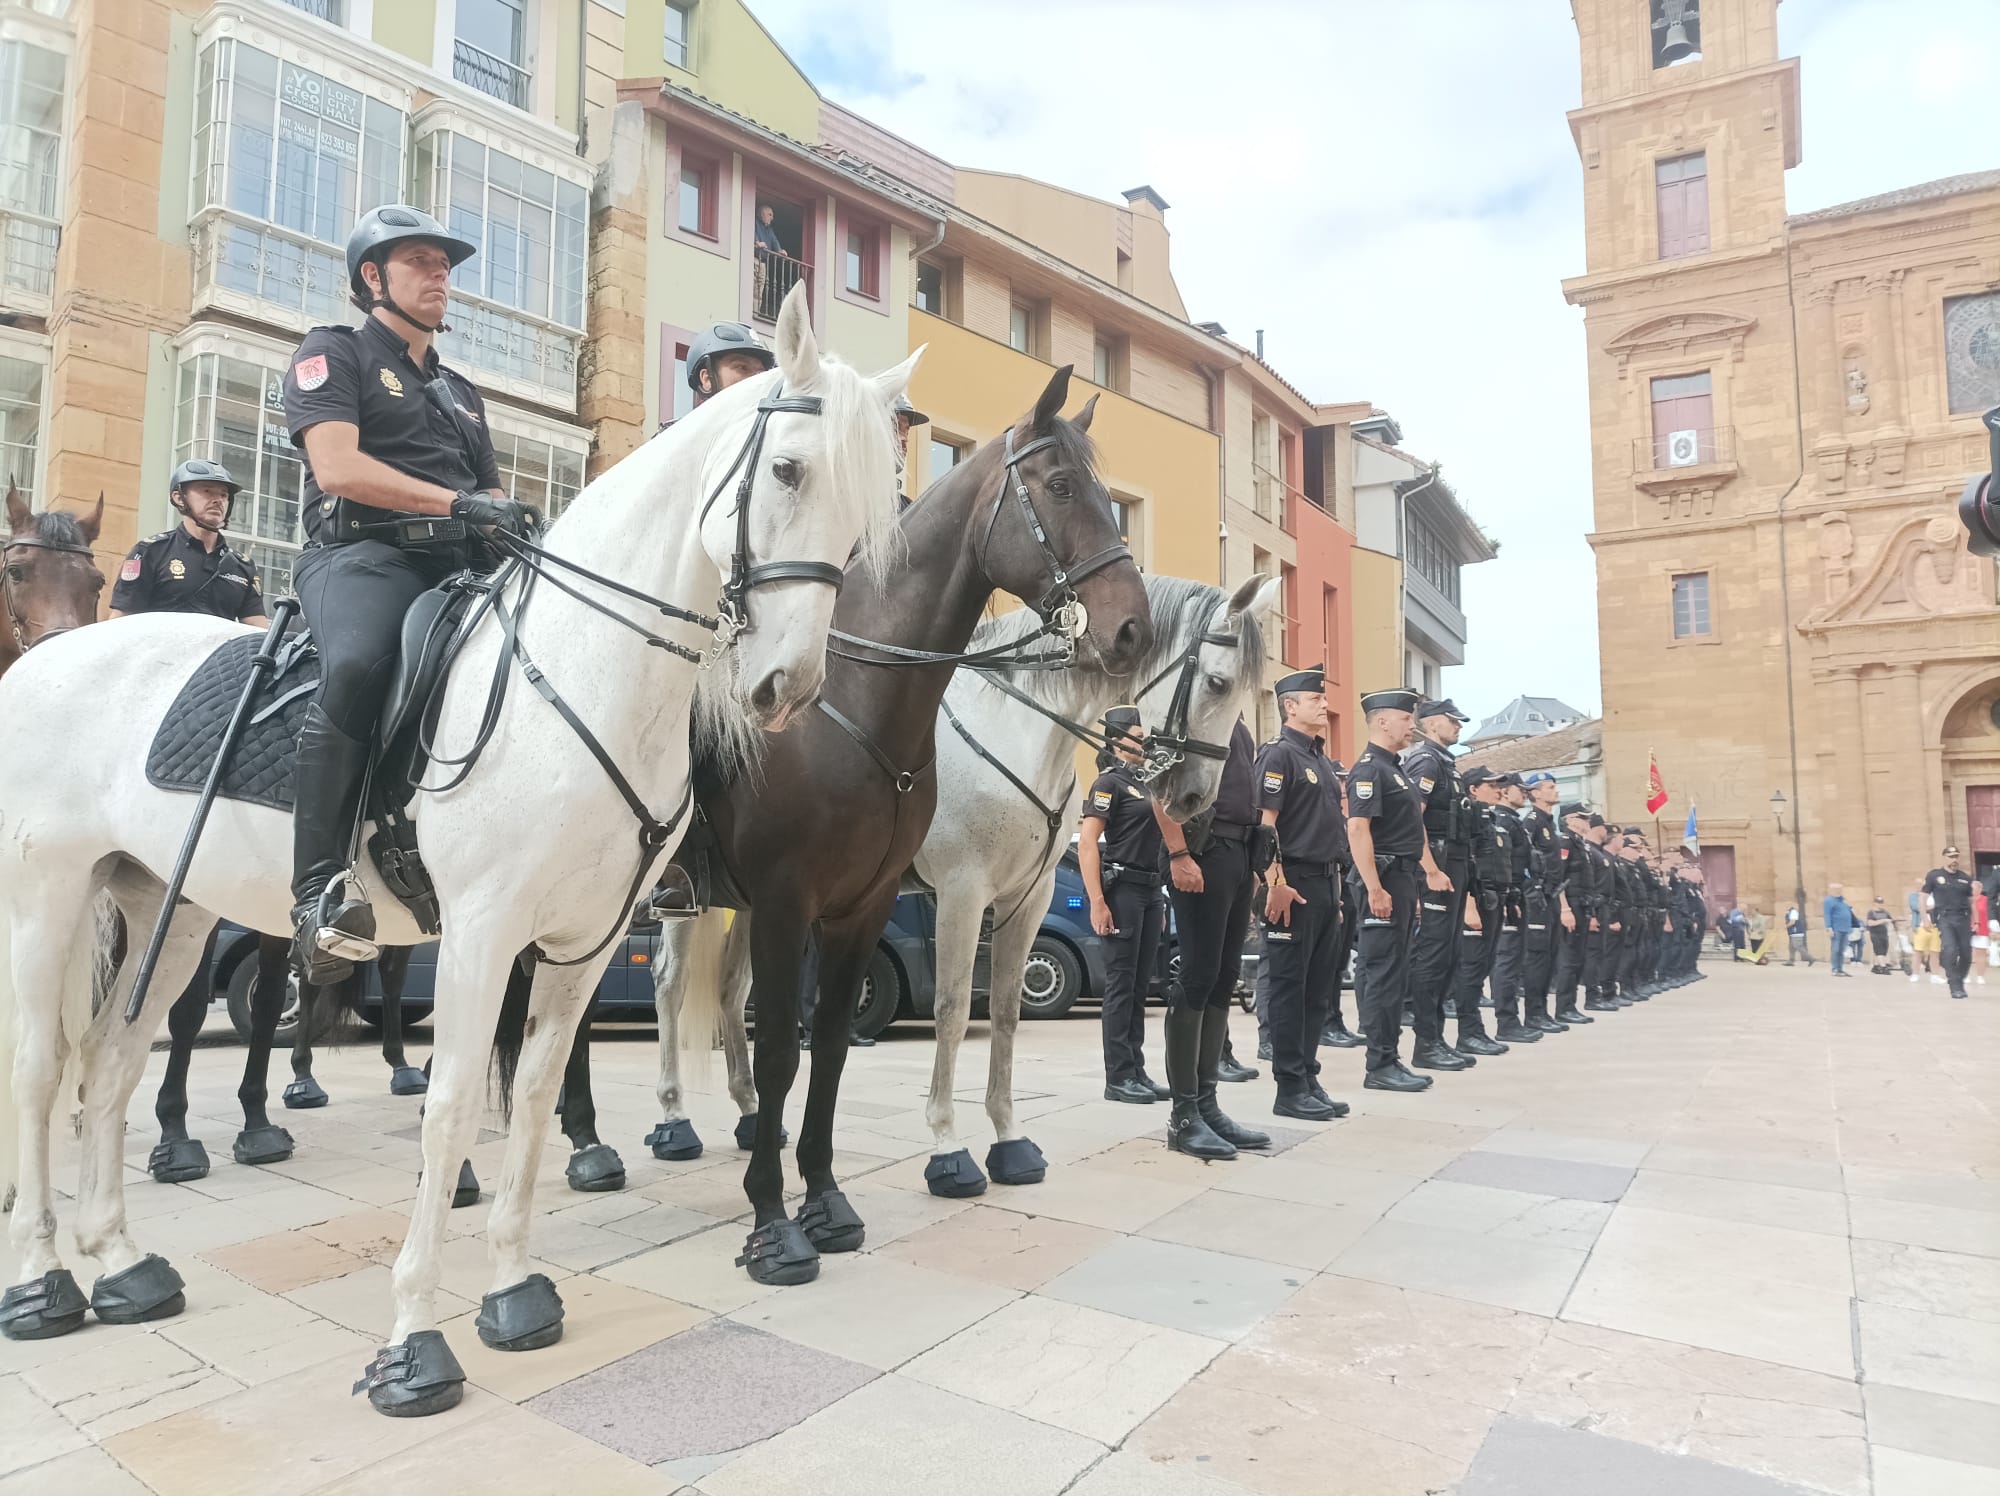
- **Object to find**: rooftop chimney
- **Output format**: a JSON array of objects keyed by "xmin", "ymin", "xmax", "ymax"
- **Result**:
[{"xmin": 1255, "ymin": 329, "xmax": 1264, "ymax": 359}]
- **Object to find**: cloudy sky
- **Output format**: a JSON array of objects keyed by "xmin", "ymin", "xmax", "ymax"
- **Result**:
[{"xmin": 749, "ymin": 0, "xmax": 1997, "ymax": 727}]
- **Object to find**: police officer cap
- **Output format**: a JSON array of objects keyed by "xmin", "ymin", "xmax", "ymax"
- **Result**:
[
  {"xmin": 1521, "ymin": 771, "xmax": 1556, "ymax": 788},
  {"xmin": 1274, "ymin": 665, "xmax": 1325, "ymax": 698},
  {"xmin": 894, "ymin": 394, "xmax": 929, "ymax": 427},
  {"xmin": 1416, "ymin": 698, "xmax": 1470, "ymax": 723},
  {"xmin": 686, "ymin": 322, "xmax": 777, "ymax": 393},
  {"xmin": 1497, "ymin": 772, "xmax": 1523, "ymax": 789},
  {"xmin": 1359, "ymin": 687, "xmax": 1419, "ymax": 715},
  {"xmin": 1559, "ymin": 802, "xmax": 1591, "ymax": 820},
  {"xmin": 346, "ymin": 206, "xmax": 476, "ymax": 298},
  {"xmin": 1461, "ymin": 765, "xmax": 1496, "ymax": 786},
  {"xmin": 1101, "ymin": 704, "xmax": 1143, "ymax": 736},
  {"xmin": 170, "ymin": 458, "xmax": 241, "ymax": 497},
  {"xmin": 1587, "ymin": 813, "xmax": 1607, "ymax": 829}
]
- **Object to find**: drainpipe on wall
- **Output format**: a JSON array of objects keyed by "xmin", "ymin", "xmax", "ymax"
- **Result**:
[
  {"xmin": 1778, "ymin": 236, "xmax": 1810, "ymax": 918},
  {"xmin": 574, "ymin": 0, "xmax": 589, "ymax": 154},
  {"xmin": 908, "ymin": 217, "xmax": 946, "ymax": 262},
  {"xmin": 1211, "ymin": 367, "xmax": 1228, "ymax": 586},
  {"xmin": 1396, "ymin": 463, "xmax": 1440, "ymax": 688}
]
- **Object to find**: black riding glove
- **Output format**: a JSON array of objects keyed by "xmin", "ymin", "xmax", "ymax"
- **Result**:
[{"xmin": 451, "ymin": 492, "xmax": 541, "ymax": 537}]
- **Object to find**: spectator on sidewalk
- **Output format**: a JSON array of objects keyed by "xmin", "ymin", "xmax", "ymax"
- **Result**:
[
  {"xmin": 1975, "ymin": 884, "xmax": 1990, "ymax": 990},
  {"xmin": 1913, "ymin": 916, "xmax": 1942, "ymax": 983},
  {"xmin": 1785, "ymin": 903, "xmax": 1814, "ymax": 967},
  {"xmin": 1865, "ymin": 897, "xmax": 1895, "ymax": 973},
  {"xmin": 1739, "ymin": 906, "xmax": 1772, "ymax": 964},
  {"xmin": 1823, "ymin": 884, "xmax": 1856, "ymax": 977}
]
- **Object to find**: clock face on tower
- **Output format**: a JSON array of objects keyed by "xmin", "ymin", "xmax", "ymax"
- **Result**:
[{"xmin": 1944, "ymin": 292, "xmax": 2000, "ymax": 415}]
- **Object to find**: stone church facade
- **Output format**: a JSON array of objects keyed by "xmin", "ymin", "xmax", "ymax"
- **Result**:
[{"xmin": 1564, "ymin": 0, "xmax": 2000, "ymax": 916}]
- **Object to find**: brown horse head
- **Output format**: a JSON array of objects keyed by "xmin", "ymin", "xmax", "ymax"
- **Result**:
[{"xmin": 2, "ymin": 483, "xmax": 105, "ymax": 672}]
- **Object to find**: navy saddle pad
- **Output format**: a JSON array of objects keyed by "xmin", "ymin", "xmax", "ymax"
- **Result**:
[{"xmin": 145, "ymin": 633, "xmax": 319, "ymax": 813}]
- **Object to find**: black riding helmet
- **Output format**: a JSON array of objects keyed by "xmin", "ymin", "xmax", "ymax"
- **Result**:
[
  {"xmin": 347, "ymin": 205, "xmax": 477, "ymax": 336},
  {"xmin": 686, "ymin": 322, "xmax": 776, "ymax": 396},
  {"xmin": 170, "ymin": 457, "xmax": 242, "ymax": 531}
]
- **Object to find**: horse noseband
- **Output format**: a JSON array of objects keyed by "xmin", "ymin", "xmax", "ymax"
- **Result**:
[
  {"xmin": 699, "ymin": 388, "xmax": 844, "ymax": 631},
  {"xmin": 1133, "ymin": 628, "xmax": 1239, "ymax": 783},
  {"xmin": 989, "ymin": 427, "xmax": 1132, "ymax": 652},
  {"xmin": 3, "ymin": 533, "xmax": 98, "ymax": 654}
]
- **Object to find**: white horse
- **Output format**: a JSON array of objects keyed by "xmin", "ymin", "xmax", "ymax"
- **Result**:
[
  {"xmin": 0, "ymin": 286, "xmax": 917, "ymax": 1416},
  {"xmin": 644, "ymin": 572, "xmax": 1277, "ymax": 1183}
]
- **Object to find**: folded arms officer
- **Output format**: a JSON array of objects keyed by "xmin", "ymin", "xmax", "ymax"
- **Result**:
[
  {"xmin": 282, "ymin": 205, "xmax": 538, "ymax": 985},
  {"xmin": 110, "ymin": 459, "xmax": 269, "ymax": 626}
]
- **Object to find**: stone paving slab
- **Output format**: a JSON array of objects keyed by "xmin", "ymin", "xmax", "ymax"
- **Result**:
[
  {"xmin": 1434, "ymin": 1147, "xmax": 1636, "ymax": 1201},
  {"xmin": 1459, "ymin": 1415, "xmax": 1824, "ymax": 1496}
]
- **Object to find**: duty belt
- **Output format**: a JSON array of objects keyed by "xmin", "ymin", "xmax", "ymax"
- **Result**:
[
  {"xmin": 1284, "ymin": 860, "xmax": 1338, "ymax": 879},
  {"xmin": 1103, "ymin": 861, "xmax": 1163, "ymax": 889},
  {"xmin": 1207, "ymin": 821, "xmax": 1253, "ymax": 844}
]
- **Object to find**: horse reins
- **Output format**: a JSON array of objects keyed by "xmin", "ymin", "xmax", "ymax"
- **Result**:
[
  {"xmin": 1133, "ymin": 627, "xmax": 1242, "ymax": 782},
  {"xmin": 2, "ymin": 533, "xmax": 97, "ymax": 654}
]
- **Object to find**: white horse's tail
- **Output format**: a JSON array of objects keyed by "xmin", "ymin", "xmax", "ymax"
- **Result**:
[
  {"xmin": 675, "ymin": 908, "xmax": 727, "ymax": 1068},
  {"xmin": 0, "ymin": 885, "xmax": 116, "ymax": 1211}
]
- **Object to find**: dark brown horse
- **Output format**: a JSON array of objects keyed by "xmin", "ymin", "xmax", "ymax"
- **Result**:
[
  {"xmin": 1, "ymin": 484, "xmax": 103, "ymax": 677},
  {"xmin": 518, "ymin": 365, "xmax": 1152, "ymax": 1282}
]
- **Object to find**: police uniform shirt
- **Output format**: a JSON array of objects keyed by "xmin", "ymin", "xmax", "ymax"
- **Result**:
[
  {"xmin": 283, "ymin": 316, "xmax": 501, "ymax": 545},
  {"xmin": 1255, "ymin": 726, "xmax": 1344, "ymax": 867},
  {"xmin": 1523, "ymin": 807, "xmax": 1558, "ymax": 886},
  {"xmin": 1499, "ymin": 809, "xmax": 1531, "ymax": 890},
  {"xmin": 1924, "ymin": 867, "xmax": 1976, "ymax": 922},
  {"xmin": 110, "ymin": 526, "xmax": 264, "ymax": 621},
  {"xmin": 1212, "ymin": 719, "xmax": 1259, "ymax": 828},
  {"xmin": 1401, "ymin": 736, "xmax": 1466, "ymax": 851},
  {"xmin": 1343, "ymin": 741, "xmax": 1424, "ymax": 858},
  {"xmin": 1083, "ymin": 763, "xmax": 1164, "ymax": 871}
]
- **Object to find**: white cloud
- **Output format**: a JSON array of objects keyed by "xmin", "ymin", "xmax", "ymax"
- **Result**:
[{"xmin": 748, "ymin": 0, "xmax": 1999, "ymax": 724}]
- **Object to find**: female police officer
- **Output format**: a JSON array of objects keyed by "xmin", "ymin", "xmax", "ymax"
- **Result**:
[
  {"xmin": 1078, "ymin": 706, "xmax": 1169, "ymax": 1104},
  {"xmin": 282, "ymin": 206, "xmax": 538, "ymax": 985}
]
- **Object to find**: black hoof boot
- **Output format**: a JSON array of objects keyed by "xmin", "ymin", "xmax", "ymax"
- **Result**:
[
  {"xmin": 986, "ymin": 1137, "xmax": 1048, "ymax": 1186},
  {"xmin": 0, "ymin": 1269, "xmax": 89, "ymax": 1340},
  {"xmin": 452, "ymin": 1160, "xmax": 480, "ymax": 1209},
  {"xmin": 796, "ymin": 1190, "xmax": 865, "ymax": 1253},
  {"xmin": 232, "ymin": 1125, "xmax": 295, "ymax": 1166},
  {"xmin": 565, "ymin": 1143, "xmax": 625, "ymax": 1193},
  {"xmin": 388, "ymin": 1066, "xmax": 429, "ymax": 1097},
  {"xmin": 645, "ymin": 1118, "xmax": 704, "ymax": 1161},
  {"xmin": 736, "ymin": 1219, "xmax": 819, "ymax": 1285},
  {"xmin": 147, "ymin": 1137, "xmax": 211, "ymax": 1184},
  {"xmin": 354, "ymin": 1330, "xmax": 465, "ymax": 1417},
  {"xmin": 90, "ymin": 1254, "xmax": 186, "ymax": 1325},
  {"xmin": 475, "ymin": 1273, "xmax": 565, "ymax": 1351},
  {"xmin": 924, "ymin": 1149, "xmax": 988, "ymax": 1198},
  {"xmin": 283, "ymin": 1076, "xmax": 329, "ymax": 1110},
  {"xmin": 735, "ymin": 1113, "xmax": 788, "ymax": 1150}
]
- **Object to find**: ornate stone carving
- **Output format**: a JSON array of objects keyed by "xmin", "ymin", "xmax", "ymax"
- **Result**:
[
  {"xmin": 1816, "ymin": 511, "xmax": 1854, "ymax": 599},
  {"xmin": 1604, "ymin": 310, "xmax": 1758, "ymax": 378},
  {"xmin": 1845, "ymin": 364, "xmax": 1870, "ymax": 414},
  {"xmin": 1803, "ymin": 505, "xmax": 1993, "ymax": 629}
]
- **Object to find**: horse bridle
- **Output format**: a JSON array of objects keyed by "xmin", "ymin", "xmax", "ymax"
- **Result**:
[
  {"xmin": 2, "ymin": 533, "xmax": 97, "ymax": 654},
  {"xmin": 698, "ymin": 387, "xmax": 840, "ymax": 634},
  {"xmin": 1128, "ymin": 626, "xmax": 1241, "ymax": 784}
]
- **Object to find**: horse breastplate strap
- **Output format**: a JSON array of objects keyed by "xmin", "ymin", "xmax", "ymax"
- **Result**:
[{"xmin": 817, "ymin": 698, "xmax": 932, "ymax": 794}]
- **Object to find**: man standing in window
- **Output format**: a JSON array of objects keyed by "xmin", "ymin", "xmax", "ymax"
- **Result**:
[
  {"xmin": 110, "ymin": 459, "xmax": 269, "ymax": 626},
  {"xmin": 282, "ymin": 205, "xmax": 535, "ymax": 986},
  {"xmin": 753, "ymin": 203, "xmax": 786, "ymax": 320}
]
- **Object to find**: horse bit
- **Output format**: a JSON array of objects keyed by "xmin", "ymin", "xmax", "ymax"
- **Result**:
[{"xmin": 2, "ymin": 532, "xmax": 97, "ymax": 654}]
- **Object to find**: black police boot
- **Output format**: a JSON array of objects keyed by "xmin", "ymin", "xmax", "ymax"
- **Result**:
[
  {"xmin": 1495, "ymin": 1016, "xmax": 1542, "ymax": 1044},
  {"xmin": 1255, "ymin": 1039, "xmax": 1273, "ymax": 1062},
  {"xmin": 1216, "ymin": 1036, "xmax": 1259, "ymax": 1083},
  {"xmin": 1103, "ymin": 1076, "xmax": 1156, "ymax": 1104},
  {"xmin": 1134, "ymin": 1068, "xmax": 1171, "ymax": 1102},
  {"xmin": 1458, "ymin": 1032, "xmax": 1509, "ymax": 1056},
  {"xmin": 1163, "ymin": 1007, "xmax": 1235, "ymax": 1160},
  {"xmin": 1555, "ymin": 1000, "xmax": 1595, "ymax": 1024},
  {"xmin": 1196, "ymin": 1008, "xmax": 1270, "ymax": 1147},
  {"xmin": 288, "ymin": 704, "xmax": 378, "ymax": 987},
  {"xmin": 1273, "ymin": 1087, "xmax": 1338, "ymax": 1122},
  {"xmin": 1319, "ymin": 1021, "xmax": 1365, "ymax": 1048},
  {"xmin": 1364, "ymin": 1061, "xmax": 1433, "ymax": 1093},
  {"xmin": 1411, "ymin": 1040, "xmax": 1473, "ymax": 1071}
]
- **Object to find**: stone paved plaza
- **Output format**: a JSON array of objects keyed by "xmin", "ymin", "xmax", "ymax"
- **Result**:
[{"xmin": 4, "ymin": 959, "xmax": 1997, "ymax": 1496}]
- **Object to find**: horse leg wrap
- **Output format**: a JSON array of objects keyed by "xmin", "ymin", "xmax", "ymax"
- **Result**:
[
  {"xmin": 282, "ymin": 1076, "xmax": 329, "ymax": 1110},
  {"xmin": 924, "ymin": 1149, "xmax": 988, "ymax": 1198},
  {"xmin": 735, "ymin": 1219, "xmax": 819, "ymax": 1285},
  {"xmin": 90, "ymin": 1255, "xmax": 186, "ymax": 1325},
  {"xmin": 354, "ymin": 1329, "xmax": 466, "ymax": 1417},
  {"xmin": 795, "ymin": 1190, "xmax": 865, "ymax": 1253},
  {"xmin": 475, "ymin": 1273, "xmax": 565, "ymax": 1352},
  {"xmin": 231, "ymin": 1125, "xmax": 295, "ymax": 1166},
  {"xmin": 0, "ymin": 1269, "xmax": 89, "ymax": 1340},
  {"xmin": 985, "ymin": 1138, "xmax": 1048, "ymax": 1187},
  {"xmin": 388, "ymin": 1066, "xmax": 429, "ymax": 1097},
  {"xmin": 735, "ymin": 1113, "xmax": 787, "ymax": 1151},
  {"xmin": 565, "ymin": 1143, "xmax": 625, "ymax": 1193},
  {"xmin": 147, "ymin": 1137, "xmax": 211, "ymax": 1184},
  {"xmin": 645, "ymin": 1118, "xmax": 703, "ymax": 1161}
]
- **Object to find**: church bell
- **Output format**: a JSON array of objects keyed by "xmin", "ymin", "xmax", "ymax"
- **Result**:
[{"xmin": 1652, "ymin": 0, "xmax": 1700, "ymax": 66}]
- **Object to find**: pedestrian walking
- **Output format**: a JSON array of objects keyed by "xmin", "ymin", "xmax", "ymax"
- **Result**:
[
  {"xmin": 1923, "ymin": 848, "xmax": 1977, "ymax": 1000},
  {"xmin": 1785, "ymin": 904, "xmax": 1813, "ymax": 966},
  {"xmin": 1822, "ymin": 884, "xmax": 1855, "ymax": 977}
]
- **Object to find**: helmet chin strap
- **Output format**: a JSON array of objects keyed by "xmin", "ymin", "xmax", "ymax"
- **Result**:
[
  {"xmin": 367, "ymin": 257, "xmax": 451, "ymax": 335},
  {"xmin": 172, "ymin": 493, "xmax": 228, "ymax": 535}
]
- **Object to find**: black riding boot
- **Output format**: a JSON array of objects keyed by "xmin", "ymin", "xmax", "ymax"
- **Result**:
[
  {"xmin": 289, "ymin": 704, "xmax": 378, "ymax": 987},
  {"xmin": 1164, "ymin": 1006, "xmax": 1234, "ymax": 1160},
  {"xmin": 1196, "ymin": 1003, "xmax": 1268, "ymax": 1150}
]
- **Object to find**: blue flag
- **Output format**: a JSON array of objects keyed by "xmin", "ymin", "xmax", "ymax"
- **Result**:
[{"xmin": 1683, "ymin": 804, "xmax": 1699, "ymax": 857}]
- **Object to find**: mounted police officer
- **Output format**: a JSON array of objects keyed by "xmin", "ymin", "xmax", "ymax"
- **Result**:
[
  {"xmin": 687, "ymin": 322, "xmax": 776, "ymax": 405},
  {"xmin": 109, "ymin": 459, "xmax": 269, "ymax": 626},
  {"xmin": 1446, "ymin": 765, "xmax": 1514, "ymax": 1057},
  {"xmin": 1515, "ymin": 772, "xmax": 1568, "ymax": 1034},
  {"xmin": 282, "ymin": 205, "xmax": 538, "ymax": 986},
  {"xmin": 1080, "ymin": 705, "xmax": 1169, "ymax": 1103},
  {"xmin": 1345, "ymin": 687, "xmax": 1432, "ymax": 1093},
  {"xmin": 1155, "ymin": 716, "xmax": 1270, "ymax": 1159},
  {"xmin": 1401, "ymin": 699, "xmax": 1475, "ymax": 1072},
  {"xmin": 1255, "ymin": 665, "xmax": 1350, "ymax": 1122}
]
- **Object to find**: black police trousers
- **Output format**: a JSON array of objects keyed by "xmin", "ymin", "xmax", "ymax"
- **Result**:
[
  {"xmin": 1356, "ymin": 858, "xmax": 1418, "ymax": 1073},
  {"xmin": 1616, "ymin": 916, "xmax": 1641, "ymax": 993},
  {"xmin": 1551, "ymin": 916, "xmax": 1589, "ymax": 1008},
  {"xmin": 1489, "ymin": 889, "xmax": 1524, "ymax": 1025},
  {"xmin": 294, "ymin": 540, "xmax": 461, "ymax": 740},
  {"xmin": 1938, "ymin": 914, "xmax": 1973, "ymax": 996},
  {"xmin": 1262, "ymin": 871, "xmax": 1338, "ymax": 1092},
  {"xmin": 1100, "ymin": 880, "xmax": 1163, "ymax": 1082},
  {"xmin": 1408, "ymin": 851, "xmax": 1469, "ymax": 1046},
  {"xmin": 1520, "ymin": 889, "xmax": 1557, "ymax": 1020},
  {"xmin": 1166, "ymin": 837, "xmax": 1255, "ymax": 1014},
  {"xmin": 1451, "ymin": 888, "xmax": 1503, "ymax": 1039},
  {"xmin": 1327, "ymin": 875, "xmax": 1360, "ymax": 1029},
  {"xmin": 1582, "ymin": 919, "xmax": 1613, "ymax": 1000}
]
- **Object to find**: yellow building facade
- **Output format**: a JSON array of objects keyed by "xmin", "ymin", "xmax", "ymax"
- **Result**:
[{"xmin": 1566, "ymin": 0, "xmax": 2000, "ymax": 913}]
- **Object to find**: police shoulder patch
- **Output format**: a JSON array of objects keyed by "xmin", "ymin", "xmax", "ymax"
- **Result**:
[
  {"xmin": 119, "ymin": 556, "xmax": 142, "ymax": 582},
  {"xmin": 1355, "ymin": 780, "xmax": 1375, "ymax": 800},
  {"xmin": 1262, "ymin": 771, "xmax": 1284, "ymax": 792},
  {"xmin": 1091, "ymin": 790, "xmax": 1113, "ymax": 810},
  {"xmin": 1419, "ymin": 777, "xmax": 1435, "ymax": 793},
  {"xmin": 293, "ymin": 353, "xmax": 329, "ymax": 391}
]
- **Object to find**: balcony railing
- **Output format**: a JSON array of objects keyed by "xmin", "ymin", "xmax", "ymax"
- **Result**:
[
  {"xmin": 752, "ymin": 246, "xmax": 811, "ymax": 324},
  {"xmin": 452, "ymin": 38, "xmax": 531, "ymax": 110},
  {"xmin": 1636, "ymin": 425, "xmax": 1735, "ymax": 471},
  {"xmin": 278, "ymin": 0, "xmax": 344, "ymax": 21},
  {"xmin": 0, "ymin": 209, "xmax": 57, "ymax": 305},
  {"xmin": 190, "ymin": 211, "xmax": 351, "ymax": 329}
]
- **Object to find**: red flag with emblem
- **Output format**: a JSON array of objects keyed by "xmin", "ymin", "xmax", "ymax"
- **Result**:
[{"xmin": 1645, "ymin": 752, "xmax": 1669, "ymax": 815}]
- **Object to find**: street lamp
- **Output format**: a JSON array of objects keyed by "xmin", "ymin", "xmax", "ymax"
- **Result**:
[{"xmin": 1770, "ymin": 790, "xmax": 1786, "ymax": 835}]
